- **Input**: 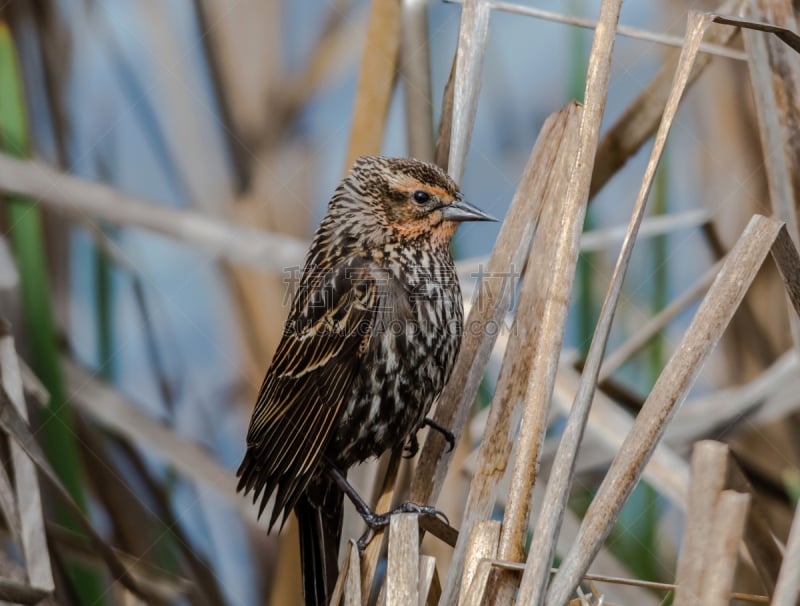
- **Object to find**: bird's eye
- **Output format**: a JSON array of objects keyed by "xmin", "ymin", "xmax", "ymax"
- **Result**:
[{"xmin": 413, "ymin": 190, "xmax": 430, "ymax": 204}]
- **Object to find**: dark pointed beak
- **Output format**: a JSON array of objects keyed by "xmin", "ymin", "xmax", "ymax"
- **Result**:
[{"xmin": 438, "ymin": 199, "xmax": 497, "ymax": 222}]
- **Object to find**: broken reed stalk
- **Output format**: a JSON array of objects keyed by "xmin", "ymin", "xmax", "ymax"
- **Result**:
[
  {"xmin": 674, "ymin": 441, "xmax": 729, "ymax": 606},
  {"xmin": 457, "ymin": 520, "xmax": 500, "ymax": 606},
  {"xmin": 697, "ymin": 490, "xmax": 751, "ymax": 606},
  {"xmin": 522, "ymin": 10, "xmax": 709, "ymax": 604},
  {"xmin": 419, "ymin": 556, "xmax": 441, "ymax": 606},
  {"xmin": 346, "ymin": 542, "xmax": 363, "ymax": 606},
  {"xmin": 386, "ymin": 514, "xmax": 419, "ymax": 605}
]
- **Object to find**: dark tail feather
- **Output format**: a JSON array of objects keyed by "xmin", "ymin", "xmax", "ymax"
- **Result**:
[{"xmin": 295, "ymin": 477, "xmax": 343, "ymax": 606}]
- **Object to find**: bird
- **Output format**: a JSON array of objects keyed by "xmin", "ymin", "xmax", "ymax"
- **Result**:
[{"xmin": 236, "ymin": 155, "xmax": 495, "ymax": 606}]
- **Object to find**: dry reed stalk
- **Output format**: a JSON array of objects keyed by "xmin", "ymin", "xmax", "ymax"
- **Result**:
[
  {"xmin": 434, "ymin": 54, "xmax": 457, "ymax": 170},
  {"xmin": 461, "ymin": 559, "xmax": 493, "ymax": 606},
  {"xmin": 0, "ymin": 454, "xmax": 20, "ymax": 552},
  {"xmin": 345, "ymin": 0, "xmax": 401, "ymax": 167},
  {"xmin": 0, "ymin": 329, "xmax": 53, "ymax": 594},
  {"xmin": 329, "ymin": 547, "xmax": 348, "ymax": 606},
  {"xmin": 523, "ymin": 10, "xmax": 708, "ymax": 602},
  {"xmin": 360, "ymin": 451, "xmax": 402, "ymax": 603},
  {"xmin": 18, "ymin": 356, "xmax": 48, "ymax": 406},
  {"xmin": 742, "ymin": 0, "xmax": 800, "ymax": 347},
  {"xmin": 697, "ymin": 490, "xmax": 751, "ymax": 606},
  {"xmin": 386, "ymin": 514, "xmax": 419, "ymax": 605},
  {"xmin": 772, "ymin": 501, "xmax": 800, "ymax": 606},
  {"xmin": 400, "ymin": 0, "xmax": 434, "ymax": 161},
  {"xmin": 346, "ymin": 542, "xmax": 363, "ymax": 606},
  {"xmin": 418, "ymin": 555, "xmax": 440, "ymax": 606},
  {"xmin": 674, "ymin": 441, "xmax": 729, "ymax": 606},
  {"xmin": 457, "ymin": 520, "xmax": 500, "ymax": 606},
  {"xmin": 446, "ymin": 0, "xmax": 490, "ymax": 183},
  {"xmin": 546, "ymin": 214, "xmax": 793, "ymax": 605},
  {"xmin": 770, "ymin": 221, "xmax": 800, "ymax": 319},
  {"xmin": 0, "ymin": 153, "xmax": 308, "ymax": 272},
  {"xmin": 491, "ymin": 0, "xmax": 621, "ymax": 602},
  {"xmin": 713, "ymin": 12, "xmax": 800, "ymax": 49},
  {"xmin": 590, "ymin": 0, "xmax": 746, "ymax": 199},
  {"xmin": 435, "ymin": 103, "xmax": 581, "ymax": 606},
  {"xmin": 700, "ymin": 221, "xmax": 779, "ymax": 367}
]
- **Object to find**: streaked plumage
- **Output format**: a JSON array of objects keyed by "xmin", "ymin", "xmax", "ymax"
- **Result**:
[{"xmin": 237, "ymin": 155, "xmax": 494, "ymax": 606}]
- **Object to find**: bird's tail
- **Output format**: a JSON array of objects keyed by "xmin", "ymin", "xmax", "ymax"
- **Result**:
[{"xmin": 295, "ymin": 475, "xmax": 343, "ymax": 606}]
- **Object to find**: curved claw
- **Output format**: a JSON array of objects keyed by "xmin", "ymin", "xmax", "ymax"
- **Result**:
[
  {"xmin": 357, "ymin": 527, "xmax": 377, "ymax": 552},
  {"xmin": 356, "ymin": 512, "xmax": 391, "ymax": 551},
  {"xmin": 403, "ymin": 433, "xmax": 419, "ymax": 459},
  {"xmin": 422, "ymin": 418, "xmax": 456, "ymax": 453}
]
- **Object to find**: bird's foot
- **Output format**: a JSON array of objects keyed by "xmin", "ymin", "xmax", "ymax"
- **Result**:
[
  {"xmin": 423, "ymin": 417, "xmax": 456, "ymax": 452},
  {"xmin": 356, "ymin": 501, "xmax": 450, "ymax": 551}
]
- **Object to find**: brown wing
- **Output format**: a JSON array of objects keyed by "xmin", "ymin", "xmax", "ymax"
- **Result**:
[{"xmin": 236, "ymin": 257, "xmax": 382, "ymax": 529}]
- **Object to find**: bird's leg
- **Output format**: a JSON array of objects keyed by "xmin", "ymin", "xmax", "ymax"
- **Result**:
[
  {"xmin": 326, "ymin": 466, "xmax": 390, "ymax": 551},
  {"xmin": 327, "ymin": 466, "xmax": 383, "ymax": 526},
  {"xmin": 422, "ymin": 417, "xmax": 456, "ymax": 452},
  {"xmin": 326, "ymin": 466, "xmax": 450, "ymax": 552}
]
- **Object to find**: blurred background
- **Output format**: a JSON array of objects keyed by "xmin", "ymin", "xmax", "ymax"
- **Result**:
[{"xmin": 0, "ymin": 0, "xmax": 796, "ymax": 604}]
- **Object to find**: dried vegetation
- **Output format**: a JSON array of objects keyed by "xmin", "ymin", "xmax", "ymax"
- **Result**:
[{"xmin": 2, "ymin": 0, "xmax": 800, "ymax": 605}]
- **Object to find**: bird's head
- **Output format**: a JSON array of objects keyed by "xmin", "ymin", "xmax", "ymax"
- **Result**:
[{"xmin": 346, "ymin": 156, "xmax": 496, "ymax": 247}]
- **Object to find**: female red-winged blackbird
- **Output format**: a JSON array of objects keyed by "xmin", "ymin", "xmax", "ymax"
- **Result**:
[{"xmin": 237, "ymin": 155, "xmax": 494, "ymax": 606}]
